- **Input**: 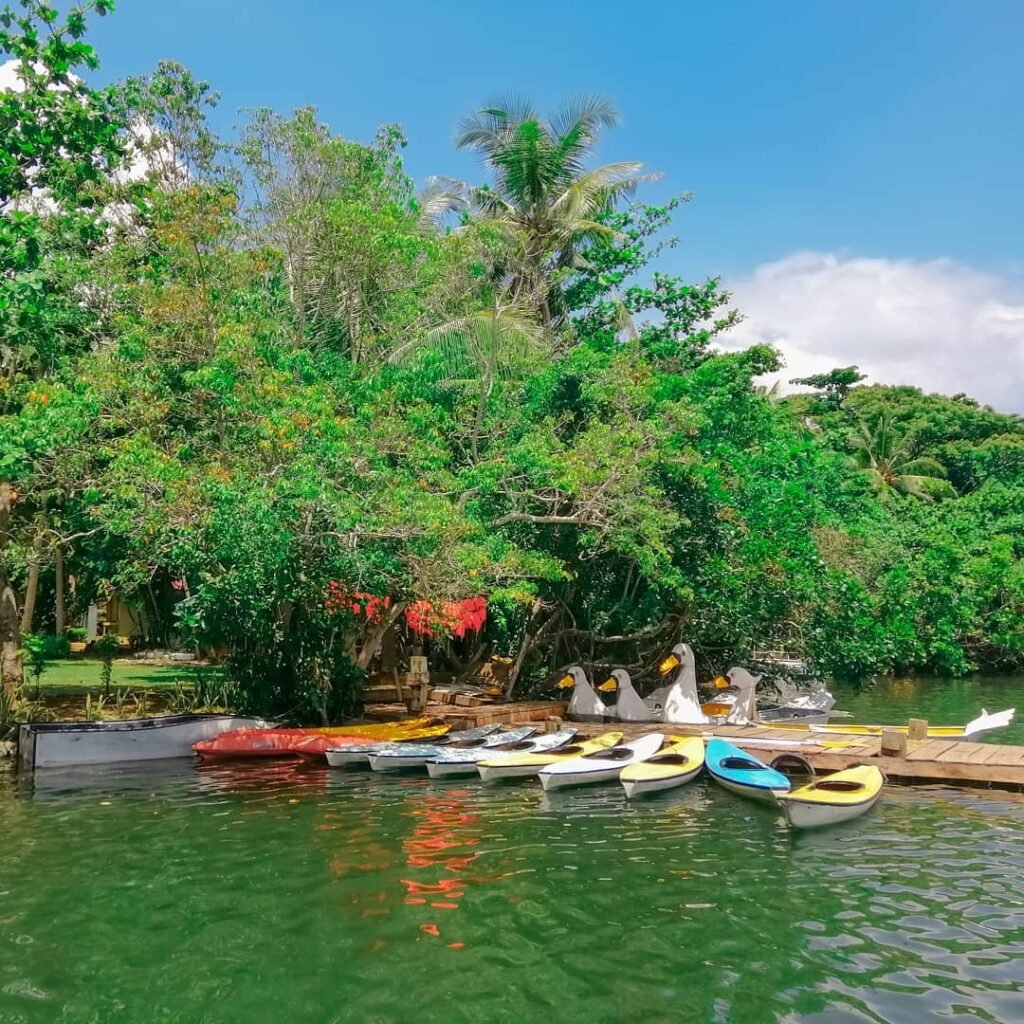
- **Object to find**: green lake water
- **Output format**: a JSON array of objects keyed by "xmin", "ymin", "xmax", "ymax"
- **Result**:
[{"xmin": 2, "ymin": 676, "xmax": 1023, "ymax": 1024}]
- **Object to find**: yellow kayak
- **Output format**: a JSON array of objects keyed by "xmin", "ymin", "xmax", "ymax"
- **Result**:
[
  {"xmin": 777, "ymin": 764, "xmax": 883, "ymax": 829},
  {"xmin": 620, "ymin": 736, "xmax": 704, "ymax": 798},
  {"xmin": 771, "ymin": 707, "xmax": 1014, "ymax": 742},
  {"xmin": 477, "ymin": 731, "xmax": 623, "ymax": 781}
]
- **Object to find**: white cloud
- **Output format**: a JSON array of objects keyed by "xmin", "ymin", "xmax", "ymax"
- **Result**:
[{"xmin": 723, "ymin": 252, "xmax": 1024, "ymax": 414}]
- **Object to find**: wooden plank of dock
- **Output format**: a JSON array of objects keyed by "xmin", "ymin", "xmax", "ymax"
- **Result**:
[{"xmin": 441, "ymin": 702, "xmax": 1024, "ymax": 791}]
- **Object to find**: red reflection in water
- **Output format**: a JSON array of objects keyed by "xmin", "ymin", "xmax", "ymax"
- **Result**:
[{"xmin": 400, "ymin": 790, "xmax": 488, "ymax": 945}]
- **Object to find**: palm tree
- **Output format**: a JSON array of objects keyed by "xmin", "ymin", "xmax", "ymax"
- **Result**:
[
  {"xmin": 389, "ymin": 297, "xmax": 544, "ymax": 462},
  {"xmin": 851, "ymin": 412, "xmax": 957, "ymax": 500},
  {"xmin": 447, "ymin": 95, "xmax": 653, "ymax": 326}
]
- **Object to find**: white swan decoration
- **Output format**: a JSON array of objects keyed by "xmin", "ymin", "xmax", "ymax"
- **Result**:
[
  {"xmin": 660, "ymin": 643, "xmax": 710, "ymax": 725},
  {"xmin": 599, "ymin": 669, "xmax": 650, "ymax": 722},
  {"xmin": 723, "ymin": 666, "xmax": 761, "ymax": 725},
  {"xmin": 559, "ymin": 665, "xmax": 610, "ymax": 722}
]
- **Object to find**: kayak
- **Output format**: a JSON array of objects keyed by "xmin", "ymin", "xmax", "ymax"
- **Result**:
[
  {"xmin": 620, "ymin": 736, "xmax": 705, "ymax": 798},
  {"xmin": 425, "ymin": 728, "xmax": 578, "ymax": 779},
  {"xmin": 477, "ymin": 731, "xmax": 624, "ymax": 781},
  {"xmin": 193, "ymin": 718, "xmax": 446, "ymax": 761},
  {"xmin": 538, "ymin": 733, "xmax": 665, "ymax": 792},
  {"xmin": 705, "ymin": 738, "xmax": 790, "ymax": 803},
  {"xmin": 326, "ymin": 724, "xmax": 500, "ymax": 768},
  {"xmin": 771, "ymin": 708, "xmax": 1015, "ymax": 742},
  {"xmin": 777, "ymin": 765, "xmax": 883, "ymax": 829},
  {"xmin": 368, "ymin": 726, "xmax": 529, "ymax": 772},
  {"xmin": 291, "ymin": 722, "xmax": 451, "ymax": 761}
]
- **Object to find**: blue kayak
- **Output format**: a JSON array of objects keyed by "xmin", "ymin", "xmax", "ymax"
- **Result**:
[{"xmin": 705, "ymin": 738, "xmax": 791, "ymax": 803}]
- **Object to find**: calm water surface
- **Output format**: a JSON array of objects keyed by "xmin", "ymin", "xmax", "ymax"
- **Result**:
[{"xmin": 1, "ymin": 676, "xmax": 1023, "ymax": 1024}]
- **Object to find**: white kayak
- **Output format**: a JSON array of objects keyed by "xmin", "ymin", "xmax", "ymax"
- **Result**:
[
  {"xmin": 426, "ymin": 728, "xmax": 578, "ymax": 778},
  {"xmin": 538, "ymin": 733, "xmax": 665, "ymax": 792},
  {"xmin": 326, "ymin": 724, "xmax": 500, "ymax": 768},
  {"xmin": 368, "ymin": 726, "xmax": 536, "ymax": 771}
]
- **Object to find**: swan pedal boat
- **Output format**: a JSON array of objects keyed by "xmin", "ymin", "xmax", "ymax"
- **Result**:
[
  {"xmin": 620, "ymin": 736, "xmax": 705, "ymax": 798},
  {"xmin": 705, "ymin": 737, "xmax": 790, "ymax": 803},
  {"xmin": 477, "ymin": 731, "xmax": 624, "ymax": 781},
  {"xmin": 367, "ymin": 725, "xmax": 529, "ymax": 771},
  {"xmin": 327, "ymin": 723, "xmax": 499, "ymax": 767},
  {"xmin": 538, "ymin": 733, "xmax": 664, "ymax": 792},
  {"xmin": 777, "ymin": 765, "xmax": 883, "ymax": 829},
  {"xmin": 194, "ymin": 718, "xmax": 447, "ymax": 761},
  {"xmin": 425, "ymin": 728, "xmax": 578, "ymax": 778}
]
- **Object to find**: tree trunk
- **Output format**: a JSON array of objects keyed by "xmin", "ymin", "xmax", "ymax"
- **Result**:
[
  {"xmin": 353, "ymin": 601, "xmax": 409, "ymax": 671},
  {"xmin": 0, "ymin": 483, "xmax": 21, "ymax": 695},
  {"xmin": 54, "ymin": 545, "xmax": 66, "ymax": 635},
  {"xmin": 20, "ymin": 556, "xmax": 40, "ymax": 634}
]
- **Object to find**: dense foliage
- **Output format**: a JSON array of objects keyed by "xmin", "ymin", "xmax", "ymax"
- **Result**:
[{"xmin": 1, "ymin": 2, "xmax": 1021, "ymax": 717}]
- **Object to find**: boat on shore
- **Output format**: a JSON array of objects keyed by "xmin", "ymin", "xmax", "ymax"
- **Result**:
[
  {"xmin": 705, "ymin": 737, "xmax": 790, "ymax": 803},
  {"xmin": 426, "ymin": 728, "xmax": 578, "ymax": 778},
  {"xmin": 777, "ymin": 765, "xmax": 883, "ymax": 828},
  {"xmin": 20, "ymin": 714, "xmax": 268, "ymax": 770},
  {"xmin": 325, "ymin": 723, "xmax": 498, "ymax": 768},
  {"xmin": 538, "ymin": 733, "xmax": 664, "ymax": 792},
  {"xmin": 477, "ymin": 731, "xmax": 623, "ymax": 781},
  {"xmin": 194, "ymin": 718, "xmax": 448, "ymax": 761},
  {"xmin": 620, "ymin": 736, "xmax": 705, "ymax": 798}
]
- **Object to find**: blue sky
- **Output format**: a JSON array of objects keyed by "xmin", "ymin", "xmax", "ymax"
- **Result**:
[{"xmin": 86, "ymin": 0, "xmax": 1024, "ymax": 409}]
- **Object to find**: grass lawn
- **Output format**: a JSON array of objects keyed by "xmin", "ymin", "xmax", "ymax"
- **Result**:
[{"xmin": 31, "ymin": 658, "xmax": 218, "ymax": 695}]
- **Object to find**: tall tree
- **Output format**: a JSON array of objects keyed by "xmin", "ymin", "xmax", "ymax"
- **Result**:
[
  {"xmin": 851, "ymin": 411, "xmax": 957, "ymax": 500},
  {"xmin": 454, "ymin": 95, "xmax": 652, "ymax": 326}
]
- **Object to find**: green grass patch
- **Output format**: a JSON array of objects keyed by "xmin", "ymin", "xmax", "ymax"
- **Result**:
[{"xmin": 32, "ymin": 659, "xmax": 221, "ymax": 695}]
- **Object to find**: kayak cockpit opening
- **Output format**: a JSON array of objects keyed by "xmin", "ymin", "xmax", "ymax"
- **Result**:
[
  {"xmin": 586, "ymin": 747, "xmax": 632, "ymax": 760},
  {"xmin": 812, "ymin": 780, "xmax": 865, "ymax": 793},
  {"xmin": 721, "ymin": 756, "xmax": 766, "ymax": 772},
  {"xmin": 650, "ymin": 754, "xmax": 690, "ymax": 766}
]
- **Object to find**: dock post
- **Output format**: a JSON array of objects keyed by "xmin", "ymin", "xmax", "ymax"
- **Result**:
[
  {"xmin": 907, "ymin": 718, "xmax": 928, "ymax": 742},
  {"xmin": 880, "ymin": 729, "xmax": 907, "ymax": 757}
]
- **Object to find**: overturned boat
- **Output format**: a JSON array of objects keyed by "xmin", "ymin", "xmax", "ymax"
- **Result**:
[
  {"xmin": 20, "ymin": 714, "xmax": 268, "ymax": 770},
  {"xmin": 368, "ymin": 725, "xmax": 526, "ymax": 771},
  {"xmin": 426, "ymin": 728, "xmax": 578, "ymax": 778},
  {"xmin": 477, "ymin": 731, "xmax": 623, "ymax": 781},
  {"xmin": 326, "ymin": 723, "xmax": 499, "ymax": 768},
  {"xmin": 194, "ymin": 718, "xmax": 449, "ymax": 761}
]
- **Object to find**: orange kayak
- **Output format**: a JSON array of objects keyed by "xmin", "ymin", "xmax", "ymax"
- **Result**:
[{"xmin": 193, "ymin": 718, "xmax": 448, "ymax": 761}]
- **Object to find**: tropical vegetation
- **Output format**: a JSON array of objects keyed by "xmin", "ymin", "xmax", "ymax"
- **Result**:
[{"xmin": 1, "ymin": 1, "xmax": 1021, "ymax": 721}]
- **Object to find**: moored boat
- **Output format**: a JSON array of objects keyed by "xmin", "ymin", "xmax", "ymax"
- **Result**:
[
  {"xmin": 194, "ymin": 718, "xmax": 447, "ymax": 761},
  {"xmin": 620, "ymin": 736, "xmax": 705, "ymax": 798},
  {"xmin": 773, "ymin": 708, "xmax": 1016, "ymax": 742},
  {"xmin": 326, "ymin": 723, "xmax": 499, "ymax": 768},
  {"xmin": 705, "ymin": 737, "xmax": 790, "ymax": 803},
  {"xmin": 21, "ymin": 714, "xmax": 268, "ymax": 770},
  {"xmin": 367, "ymin": 725, "xmax": 519, "ymax": 771},
  {"xmin": 538, "ymin": 733, "xmax": 664, "ymax": 792},
  {"xmin": 777, "ymin": 765, "xmax": 883, "ymax": 829},
  {"xmin": 477, "ymin": 731, "xmax": 624, "ymax": 781},
  {"xmin": 291, "ymin": 721, "xmax": 451, "ymax": 761},
  {"xmin": 425, "ymin": 728, "xmax": 578, "ymax": 778},
  {"xmin": 561, "ymin": 665, "xmax": 612, "ymax": 723}
]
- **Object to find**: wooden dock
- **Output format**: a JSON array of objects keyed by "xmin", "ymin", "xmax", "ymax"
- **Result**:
[{"xmin": 418, "ymin": 701, "xmax": 1024, "ymax": 791}]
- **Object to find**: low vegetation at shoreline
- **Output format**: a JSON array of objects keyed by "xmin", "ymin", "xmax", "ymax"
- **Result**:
[{"xmin": 0, "ymin": 2, "xmax": 1021, "ymax": 722}]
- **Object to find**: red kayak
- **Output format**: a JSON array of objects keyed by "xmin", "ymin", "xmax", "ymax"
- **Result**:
[
  {"xmin": 193, "ymin": 718, "xmax": 451, "ymax": 762},
  {"xmin": 194, "ymin": 729, "xmax": 371, "ymax": 761}
]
